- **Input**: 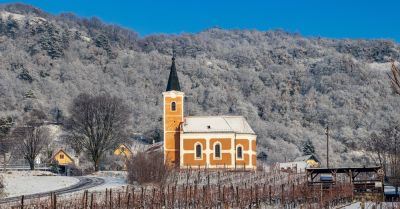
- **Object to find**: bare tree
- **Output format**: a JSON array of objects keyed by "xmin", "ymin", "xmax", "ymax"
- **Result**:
[
  {"xmin": 13, "ymin": 110, "xmax": 50, "ymax": 170},
  {"xmin": 389, "ymin": 61, "xmax": 400, "ymax": 95},
  {"xmin": 364, "ymin": 123, "xmax": 400, "ymax": 177},
  {"xmin": 14, "ymin": 126, "xmax": 50, "ymax": 170},
  {"xmin": 65, "ymin": 93, "xmax": 130, "ymax": 171},
  {"xmin": 0, "ymin": 116, "xmax": 14, "ymax": 172}
]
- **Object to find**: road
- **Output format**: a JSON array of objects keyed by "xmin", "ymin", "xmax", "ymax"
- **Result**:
[{"xmin": 0, "ymin": 176, "xmax": 105, "ymax": 204}]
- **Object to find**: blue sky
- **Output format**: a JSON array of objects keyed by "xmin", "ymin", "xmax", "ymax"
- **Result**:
[{"xmin": 0, "ymin": 0, "xmax": 399, "ymax": 41}]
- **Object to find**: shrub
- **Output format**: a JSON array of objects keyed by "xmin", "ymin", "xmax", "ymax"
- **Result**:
[{"xmin": 127, "ymin": 151, "xmax": 168, "ymax": 185}]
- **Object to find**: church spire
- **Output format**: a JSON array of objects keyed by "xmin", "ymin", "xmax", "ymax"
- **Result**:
[{"xmin": 166, "ymin": 53, "xmax": 181, "ymax": 91}]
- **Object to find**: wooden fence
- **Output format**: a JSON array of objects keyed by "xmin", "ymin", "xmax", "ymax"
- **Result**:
[{"xmin": 6, "ymin": 182, "xmax": 353, "ymax": 209}]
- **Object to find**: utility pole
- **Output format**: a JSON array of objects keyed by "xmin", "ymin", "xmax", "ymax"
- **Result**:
[{"xmin": 325, "ymin": 126, "xmax": 329, "ymax": 168}]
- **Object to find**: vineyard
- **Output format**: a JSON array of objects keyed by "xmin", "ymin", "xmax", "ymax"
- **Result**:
[{"xmin": 2, "ymin": 169, "xmax": 357, "ymax": 209}]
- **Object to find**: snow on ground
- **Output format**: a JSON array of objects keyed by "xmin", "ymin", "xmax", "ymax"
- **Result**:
[
  {"xmin": 343, "ymin": 202, "xmax": 400, "ymax": 209},
  {"xmin": 87, "ymin": 171, "xmax": 128, "ymax": 192},
  {"xmin": 1, "ymin": 171, "xmax": 79, "ymax": 198}
]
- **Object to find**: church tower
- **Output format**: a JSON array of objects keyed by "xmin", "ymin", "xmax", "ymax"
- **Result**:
[{"xmin": 163, "ymin": 55, "xmax": 184, "ymax": 167}]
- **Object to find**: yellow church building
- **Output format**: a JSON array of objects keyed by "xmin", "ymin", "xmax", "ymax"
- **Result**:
[{"xmin": 163, "ymin": 56, "xmax": 257, "ymax": 170}]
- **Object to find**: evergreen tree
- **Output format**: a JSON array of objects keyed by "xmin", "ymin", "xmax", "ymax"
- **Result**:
[{"xmin": 302, "ymin": 139, "xmax": 315, "ymax": 156}]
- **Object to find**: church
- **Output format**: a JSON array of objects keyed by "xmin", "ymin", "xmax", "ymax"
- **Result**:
[{"xmin": 163, "ymin": 56, "xmax": 257, "ymax": 170}]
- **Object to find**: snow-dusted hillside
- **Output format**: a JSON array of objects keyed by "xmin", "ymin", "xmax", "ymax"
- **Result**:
[{"xmin": 0, "ymin": 3, "xmax": 400, "ymax": 166}]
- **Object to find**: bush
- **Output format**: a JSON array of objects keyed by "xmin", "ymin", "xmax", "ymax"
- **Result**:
[{"xmin": 127, "ymin": 151, "xmax": 168, "ymax": 185}]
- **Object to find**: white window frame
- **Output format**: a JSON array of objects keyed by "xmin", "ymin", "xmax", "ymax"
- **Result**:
[
  {"xmin": 214, "ymin": 142, "xmax": 222, "ymax": 160},
  {"xmin": 195, "ymin": 143, "xmax": 202, "ymax": 160},
  {"xmin": 236, "ymin": 145, "xmax": 243, "ymax": 160}
]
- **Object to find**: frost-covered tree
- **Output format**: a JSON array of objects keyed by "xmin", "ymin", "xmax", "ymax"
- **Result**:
[
  {"xmin": 302, "ymin": 139, "xmax": 316, "ymax": 156},
  {"xmin": 0, "ymin": 116, "xmax": 14, "ymax": 171},
  {"xmin": 0, "ymin": 3, "xmax": 400, "ymax": 166},
  {"xmin": 14, "ymin": 110, "xmax": 50, "ymax": 170}
]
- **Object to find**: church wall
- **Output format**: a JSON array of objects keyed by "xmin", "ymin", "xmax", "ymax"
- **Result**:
[
  {"xmin": 235, "ymin": 134, "xmax": 257, "ymax": 169},
  {"xmin": 235, "ymin": 139, "xmax": 249, "ymax": 150},
  {"xmin": 210, "ymin": 153, "xmax": 232, "ymax": 167},
  {"xmin": 209, "ymin": 138, "xmax": 231, "ymax": 150},
  {"xmin": 164, "ymin": 132, "xmax": 180, "ymax": 150},
  {"xmin": 179, "ymin": 133, "xmax": 256, "ymax": 170},
  {"xmin": 235, "ymin": 154, "xmax": 250, "ymax": 168},
  {"xmin": 251, "ymin": 140, "xmax": 256, "ymax": 151},
  {"xmin": 183, "ymin": 138, "xmax": 206, "ymax": 150},
  {"xmin": 183, "ymin": 153, "xmax": 207, "ymax": 167}
]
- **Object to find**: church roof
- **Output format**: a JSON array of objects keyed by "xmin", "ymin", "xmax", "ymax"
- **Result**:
[
  {"xmin": 182, "ymin": 116, "xmax": 255, "ymax": 134},
  {"xmin": 166, "ymin": 56, "xmax": 181, "ymax": 91}
]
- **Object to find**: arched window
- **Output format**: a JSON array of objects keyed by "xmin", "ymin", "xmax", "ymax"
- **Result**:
[
  {"xmin": 195, "ymin": 144, "xmax": 202, "ymax": 159},
  {"xmin": 171, "ymin": 102, "xmax": 176, "ymax": 111},
  {"xmin": 215, "ymin": 143, "xmax": 221, "ymax": 159},
  {"xmin": 237, "ymin": 146, "xmax": 243, "ymax": 159}
]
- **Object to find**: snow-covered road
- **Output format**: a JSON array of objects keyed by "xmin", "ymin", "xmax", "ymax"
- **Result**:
[{"xmin": 2, "ymin": 171, "xmax": 79, "ymax": 198}]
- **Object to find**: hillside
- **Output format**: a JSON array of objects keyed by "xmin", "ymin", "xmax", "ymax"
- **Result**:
[{"xmin": 0, "ymin": 3, "xmax": 399, "ymax": 166}]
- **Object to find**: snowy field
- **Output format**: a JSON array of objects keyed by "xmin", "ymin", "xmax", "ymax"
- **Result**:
[
  {"xmin": 1, "ymin": 171, "xmax": 79, "ymax": 198},
  {"xmin": 86, "ymin": 171, "xmax": 128, "ymax": 192},
  {"xmin": 343, "ymin": 202, "xmax": 400, "ymax": 209}
]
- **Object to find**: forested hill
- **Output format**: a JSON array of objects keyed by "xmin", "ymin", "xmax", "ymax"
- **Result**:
[{"xmin": 1, "ymin": 3, "xmax": 399, "ymax": 165}]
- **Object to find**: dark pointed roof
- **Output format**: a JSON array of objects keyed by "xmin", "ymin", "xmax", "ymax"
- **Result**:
[{"xmin": 166, "ymin": 56, "xmax": 181, "ymax": 91}]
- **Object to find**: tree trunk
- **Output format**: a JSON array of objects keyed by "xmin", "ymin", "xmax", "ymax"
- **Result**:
[
  {"xmin": 93, "ymin": 157, "xmax": 100, "ymax": 172},
  {"xmin": 29, "ymin": 161, "xmax": 35, "ymax": 170},
  {"xmin": 3, "ymin": 153, "xmax": 7, "ymax": 172}
]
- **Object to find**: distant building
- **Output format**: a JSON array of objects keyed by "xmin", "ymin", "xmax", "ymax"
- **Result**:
[
  {"xmin": 279, "ymin": 154, "xmax": 320, "ymax": 173},
  {"xmin": 52, "ymin": 149, "xmax": 75, "ymax": 166},
  {"xmin": 293, "ymin": 154, "xmax": 320, "ymax": 168},
  {"xmin": 163, "ymin": 56, "xmax": 257, "ymax": 170},
  {"xmin": 114, "ymin": 144, "xmax": 133, "ymax": 158}
]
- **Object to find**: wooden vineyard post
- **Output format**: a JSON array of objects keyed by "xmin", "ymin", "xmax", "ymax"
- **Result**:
[
  {"xmin": 109, "ymin": 189, "xmax": 112, "ymax": 209},
  {"xmin": 118, "ymin": 192, "xmax": 121, "ymax": 207},
  {"xmin": 52, "ymin": 193, "xmax": 57, "ymax": 209},
  {"xmin": 152, "ymin": 188, "xmax": 155, "ymax": 206},
  {"xmin": 126, "ymin": 193, "xmax": 131, "ymax": 209},
  {"xmin": 90, "ymin": 193, "xmax": 94, "ymax": 209},
  {"xmin": 141, "ymin": 187, "xmax": 145, "ymax": 207},
  {"xmin": 255, "ymin": 184, "xmax": 259, "ymax": 207},
  {"xmin": 269, "ymin": 185, "xmax": 272, "ymax": 205},
  {"xmin": 20, "ymin": 195, "xmax": 24, "ymax": 209},
  {"xmin": 202, "ymin": 186, "xmax": 206, "ymax": 207},
  {"xmin": 105, "ymin": 188, "xmax": 108, "ymax": 207},
  {"xmin": 281, "ymin": 184, "xmax": 284, "ymax": 206},
  {"xmin": 292, "ymin": 183, "xmax": 295, "ymax": 205},
  {"xmin": 236, "ymin": 186, "xmax": 239, "ymax": 207},
  {"xmin": 250, "ymin": 186, "xmax": 253, "ymax": 206},
  {"xmin": 172, "ymin": 186, "xmax": 175, "ymax": 208},
  {"xmin": 222, "ymin": 185, "xmax": 225, "ymax": 206},
  {"xmin": 132, "ymin": 187, "xmax": 135, "ymax": 207}
]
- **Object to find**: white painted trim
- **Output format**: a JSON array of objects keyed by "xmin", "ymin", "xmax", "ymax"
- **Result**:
[
  {"xmin": 236, "ymin": 144, "xmax": 244, "ymax": 160},
  {"xmin": 213, "ymin": 141, "xmax": 222, "ymax": 160},
  {"xmin": 194, "ymin": 142, "xmax": 203, "ymax": 160}
]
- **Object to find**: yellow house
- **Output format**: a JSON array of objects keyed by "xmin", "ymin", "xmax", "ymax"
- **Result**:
[
  {"xmin": 293, "ymin": 155, "xmax": 320, "ymax": 168},
  {"xmin": 114, "ymin": 144, "xmax": 132, "ymax": 158},
  {"xmin": 52, "ymin": 149, "xmax": 74, "ymax": 165},
  {"xmin": 163, "ymin": 55, "xmax": 257, "ymax": 170}
]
